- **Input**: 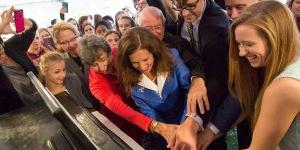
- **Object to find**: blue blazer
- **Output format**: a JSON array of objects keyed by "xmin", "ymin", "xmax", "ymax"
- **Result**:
[{"xmin": 131, "ymin": 48, "xmax": 190, "ymax": 124}]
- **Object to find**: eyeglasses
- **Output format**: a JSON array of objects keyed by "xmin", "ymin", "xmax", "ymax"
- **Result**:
[
  {"xmin": 144, "ymin": 25, "xmax": 163, "ymax": 32},
  {"xmin": 171, "ymin": 0, "xmax": 200, "ymax": 11},
  {"xmin": 60, "ymin": 36, "xmax": 78, "ymax": 46}
]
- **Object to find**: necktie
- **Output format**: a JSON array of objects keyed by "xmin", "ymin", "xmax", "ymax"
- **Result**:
[{"xmin": 188, "ymin": 23, "xmax": 196, "ymax": 50}]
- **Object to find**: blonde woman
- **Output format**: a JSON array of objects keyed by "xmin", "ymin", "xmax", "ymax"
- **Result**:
[
  {"xmin": 229, "ymin": 1, "xmax": 300, "ymax": 149},
  {"xmin": 39, "ymin": 52, "xmax": 94, "ymax": 109}
]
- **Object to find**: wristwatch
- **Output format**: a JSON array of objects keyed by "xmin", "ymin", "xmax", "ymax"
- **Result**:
[{"xmin": 150, "ymin": 120, "xmax": 158, "ymax": 133}]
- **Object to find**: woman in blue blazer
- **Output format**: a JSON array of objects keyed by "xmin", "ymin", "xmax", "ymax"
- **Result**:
[{"xmin": 116, "ymin": 27, "xmax": 190, "ymax": 149}]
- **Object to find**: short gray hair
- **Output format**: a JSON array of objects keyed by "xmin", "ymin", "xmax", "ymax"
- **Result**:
[
  {"xmin": 138, "ymin": 6, "xmax": 166, "ymax": 25},
  {"xmin": 78, "ymin": 35, "xmax": 111, "ymax": 66}
]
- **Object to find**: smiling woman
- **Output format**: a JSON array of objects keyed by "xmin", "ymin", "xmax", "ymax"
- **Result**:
[
  {"xmin": 39, "ymin": 51, "xmax": 94, "ymax": 108},
  {"xmin": 234, "ymin": 24, "xmax": 269, "ymax": 68},
  {"xmin": 229, "ymin": 1, "xmax": 300, "ymax": 149}
]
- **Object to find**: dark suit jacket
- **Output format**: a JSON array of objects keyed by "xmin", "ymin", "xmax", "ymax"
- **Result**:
[
  {"xmin": 0, "ymin": 19, "xmax": 37, "ymax": 114},
  {"xmin": 0, "ymin": 67, "xmax": 24, "ymax": 114},
  {"xmin": 3, "ymin": 19, "xmax": 38, "ymax": 76},
  {"xmin": 64, "ymin": 73, "xmax": 94, "ymax": 109},
  {"xmin": 163, "ymin": 32, "xmax": 203, "ymax": 77},
  {"xmin": 177, "ymin": 0, "xmax": 230, "ymax": 125},
  {"xmin": 65, "ymin": 56, "xmax": 99, "ymax": 109}
]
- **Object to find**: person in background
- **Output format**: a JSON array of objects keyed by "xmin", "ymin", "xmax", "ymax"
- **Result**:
[
  {"xmin": 95, "ymin": 21, "xmax": 109, "ymax": 38},
  {"xmin": 229, "ymin": 1, "xmax": 300, "ymax": 149},
  {"xmin": 83, "ymin": 23, "xmax": 95, "ymax": 36},
  {"xmin": 115, "ymin": 10, "xmax": 127, "ymax": 22},
  {"xmin": 146, "ymin": 0, "xmax": 178, "ymax": 34},
  {"xmin": 94, "ymin": 14, "xmax": 102, "ymax": 26},
  {"xmin": 78, "ymin": 15, "xmax": 89, "ymax": 35},
  {"xmin": 38, "ymin": 28, "xmax": 56, "ymax": 52},
  {"xmin": 67, "ymin": 18, "xmax": 80, "ymax": 32},
  {"xmin": 102, "ymin": 15, "xmax": 114, "ymax": 30},
  {"xmin": 51, "ymin": 19, "xmax": 57, "ymax": 26},
  {"xmin": 27, "ymin": 33, "xmax": 43, "ymax": 66},
  {"xmin": 287, "ymin": 0, "xmax": 300, "ymax": 30},
  {"xmin": 132, "ymin": 0, "xmax": 149, "ymax": 22},
  {"xmin": 136, "ymin": 0, "xmax": 149, "ymax": 13},
  {"xmin": 114, "ymin": 10, "xmax": 132, "ymax": 31},
  {"xmin": 224, "ymin": 0, "xmax": 259, "ymax": 21},
  {"xmin": 116, "ymin": 16, "xmax": 136, "ymax": 34},
  {"xmin": 78, "ymin": 34, "xmax": 178, "ymax": 144},
  {"xmin": 104, "ymin": 30, "xmax": 121, "ymax": 50},
  {"xmin": 287, "ymin": 0, "xmax": 300, "ymax": 16}
]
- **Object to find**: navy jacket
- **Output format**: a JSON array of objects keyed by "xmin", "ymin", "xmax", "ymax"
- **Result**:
[
  {"xmin": 177, "ymin": 0, "xmax": 231, "ymax": 129},
  {"xmin": 0, "ymin": 19, "xmax": 37, "ymax": 114}
]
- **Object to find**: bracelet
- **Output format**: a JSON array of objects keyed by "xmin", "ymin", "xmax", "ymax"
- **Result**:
[
  {"xmin": 207, "ymin": 122, "xmax": 220, "ymax": 135},
  {"xmin": 190, "ymin": 76, "xmax": 200, "ymax": 82},
  {"xmin": 185, "ymin": 113, "xmax": 204, "ymax": 131},
  {"xmin": 150, "ymin": 120, "xmax": 158, "ymax": 133}
]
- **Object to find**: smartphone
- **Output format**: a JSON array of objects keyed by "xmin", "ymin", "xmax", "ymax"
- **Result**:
[
  {"xmin": 62, "ymin": 2, "xmax": 68, "ymax": 13},
  {"xmin": 14, "ymin": 9, "xmax": 25, "ymax": 33},
  {"xmin": 43, "ymin": 37, "xmax": 55, "ymax": 50}
]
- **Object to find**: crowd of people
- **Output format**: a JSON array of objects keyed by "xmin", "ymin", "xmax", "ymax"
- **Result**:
[{"xmin": 0, "ymin": 0, "xmax": 300, "ymax": 149}]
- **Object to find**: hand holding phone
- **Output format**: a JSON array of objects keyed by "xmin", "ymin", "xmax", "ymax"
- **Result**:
[
  {"xmin": 62, "ymin": 2, "xmax": 68, "ymax": 13},
  {"xmin": 43, "ymin": 37, "xmax": 55, "ymax": 51},
  {"xmin": 0, "ymin": 6, "xmax": 15, "ymax": 34},
  {"xmin": 14, "ymin": 9, "xmax": 25, "ymax": 33}
]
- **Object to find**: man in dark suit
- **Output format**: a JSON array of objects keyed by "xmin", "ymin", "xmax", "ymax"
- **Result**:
[{"xmin": 169, "ymin": 0, "xmax": 235, "ymax": 149}]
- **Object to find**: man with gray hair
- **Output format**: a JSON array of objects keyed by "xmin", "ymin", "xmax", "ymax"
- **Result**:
[{"xmin": 138, "ymin": 7, "xmax": 206, "ymax": 114}]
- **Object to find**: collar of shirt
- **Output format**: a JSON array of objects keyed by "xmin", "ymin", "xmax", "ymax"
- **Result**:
[{"xmin": 137, "ymin": 73, "xmax": 168, "ymax": 98}]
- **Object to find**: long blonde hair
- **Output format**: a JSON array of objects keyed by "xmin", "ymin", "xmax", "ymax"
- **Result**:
[
  {"xmin": 228, "ymin": 0, "xmax": 300, "ymax": 128},
  {"xmin": 38, "ymin": 51, "xmax": 65, "ymax": 84}
]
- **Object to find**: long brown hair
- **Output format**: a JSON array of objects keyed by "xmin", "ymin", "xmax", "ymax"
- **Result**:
[
  {"xmin": 228, "ymin": 0, "xmax": 300, "ymax": 128},
  {"xmin": 116, "ymin": 27, "xmax": 173, "ymax": 95}
]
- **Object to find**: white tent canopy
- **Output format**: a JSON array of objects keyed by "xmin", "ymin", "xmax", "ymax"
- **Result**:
[{"xmin": 0, "ymin": 0, "xmax": 136, "ymax": 28}]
